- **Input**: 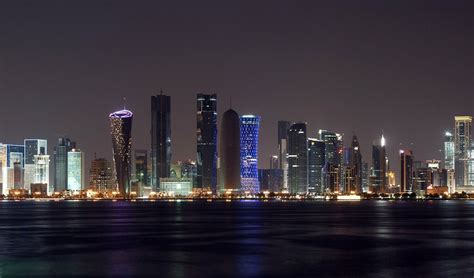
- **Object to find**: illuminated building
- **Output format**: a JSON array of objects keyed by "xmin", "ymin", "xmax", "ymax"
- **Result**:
[
  {"xmin": 361, "ymin": 162, "xmax": 369, "ymax": 192},
  {"xmin": 324, "ymin": 164, "xmax": 340, "ymax": 193},
  {"xmin": 180, "ymin": 160, "xmax": 197, "ymax": 186},
  {"xmin": 220, "ymin": 108, "xmax": 241, "ymax": 192},
  {"xmin": 67, "ymin": 149, "xmax": 84, "ymax": 192},
  {"xmin": 400, "ymin": 149, "xmax": 414, "ymax": 192},
  {"xmin": 308, "ymin": 138, "xmax": 325, "ymax": 194},
  {"xmin": 24, "ymin": 139, "xmax": 47, "ymax": 191},
  {"xmin": 159, "ymin": 178, "xmax": 193, "ymax": 196},
  {"xmin": 277, "ymin": 121, "xmax": 292, "ymax": 191},
  {"xmin": 370, "ymin": 135, "xmax": 387, "ymax": 193},
  {"xmin": 454, "ymin": 116, "xmax": 472, "ymax": 186},
  {"xmin": 34, "ymin": 155, "xmax": 50, "ymax": 193},
  {"xmin": 53, "ymin": 137, "xmax": 75, "ymax": 192},
  {"xmin": 288, "ymin": 123, "xmax": 308, "ymax": 194},
  {"xmin": 270, "ymin": 155, "xmax": 279, "ymax": 170},
  {"xmin": 151, "ymin": 93, "xmax": 171, "ymax": 191},
  {"xmin": 133, "ymin": 150, "xmax": 148, "ymax": 185},
  {"xmin": 0, "ymin": 144, "xmax": 25, "ymax": 195},
  {"xmin": 196, "ymin": 94, "xmax": 218, "ymax": 193},
  {"xmin": 109, "ymin": 109, "xmax": 133, "ymax": 196},
  {"xmin": 319, "ymin": 130, "xmax": 343, "ymax": 190},
  {"xmin": 444, "ymin": 131, "xmax": 455, "ymax": 170},
  {"xmin": 258, "ymin": 169, "xmax": 283, "ymax": 192},
  {"xmin": 344, "ymin": 166, "xmax": 357, "ymax": 193},
  {"xmin": 240, "ymin": 115, "xmax": 261, "ymax": 193},
  {"xmin": 350, "ymin": 134, "xmax": 363, "ymax": 193},
  {"xmin": 89, "ymin": 157, "xmax": 114, "ymax": 192}
]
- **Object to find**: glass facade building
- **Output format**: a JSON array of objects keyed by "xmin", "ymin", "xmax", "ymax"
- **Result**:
[
  {"xmin": 67, "ymin": 149, "xmax": 84, "ymax": 191},
  {"xmin": 288, "ymin": 123, "xmax": 308, "ymax": 194},
  {"xmin": 109, "ymin": 109, "xmax": 133, "ymax": 196},
  {"xmin": 54, "ymin": 137, "xmax": 75, "ymax": 192},
  {"xmin": 454, "ymin": 116, "xmax": 472, "ymax": 186},
  {"xmin": 196, "ymin": 94, "xmax": 218, "ymax": 193},
  {"xmin": 240, "ymin": 115, "xmax": 260, "ymax": 193},
  {"xmin": 151, "ymin": 93, "xmax": 171, "ymax": 191},
  {"xmin": 308, "ymin": 138, "xmax": 325, "ymax": 194}
]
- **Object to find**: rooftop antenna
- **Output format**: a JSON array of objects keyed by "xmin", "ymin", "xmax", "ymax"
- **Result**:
[{"xmin": 123, "ymin": 97, "xmax": 127, "ymax": 110}]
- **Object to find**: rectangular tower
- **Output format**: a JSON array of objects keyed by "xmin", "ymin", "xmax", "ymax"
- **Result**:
[{"xmin": 151, "ymin": 93, "xmax": 171, "ymax": 191}]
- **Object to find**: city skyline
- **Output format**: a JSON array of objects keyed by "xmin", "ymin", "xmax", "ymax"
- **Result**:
[{"xmin": 0, "ymin": 1, "xmax": 472, "ymax": 181}]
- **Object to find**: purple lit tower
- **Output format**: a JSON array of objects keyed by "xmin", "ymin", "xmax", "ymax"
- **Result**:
[{"xmin": 109, "ymin": 109, "xmax": 133, "ymax": 197}]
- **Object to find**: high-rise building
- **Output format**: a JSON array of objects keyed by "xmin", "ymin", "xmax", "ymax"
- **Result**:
[
  {"xmin": 361, "ymin": 162, "xmax": 369, "ymax": 192},
  {"xmin": 220, "ymin": 108, "xmax": 241, "ymax": 192},
  {"xmin": 89, "ymin": 157, "xmax": 114, "ymax": 192},
  {"xmin": 287, "ymin": 123, "xmax": 308, "ymax": 194},
  {"xmin": 454, "ymin": 116, "xmax": 472, "ymax": 186},
  {"xmin": 134, "ymin": 150, "xmax": 148, "ymax": 185},
  {"xmin": 400, "ymin": 149, "xmax": 414, "ymax": 192},
  {"xmin": 67, "ymin": 149, "xmax": 84, "ymax": 192},
  {"xmin": 34, "ymin": 154, "xmax": 50, "ymax": 186},
  {"xmin": 444, "ymin": 131, "xmax": 455, "ymax": 171},
  {"xmin": 196, "ymin": 94, "xmax": 218, "ymax": 193},
  {"xmin": 277, "ymin": 121, "xmax": 292, "ymax": 191},
  {"xmin": 308, "ymin": 138, "xmax": 325, "ymax": 194},
  {"xmin": 109, "ymin": 109, "xmax": 133, "ymax": 196},
  {"xmin": 180, "ymin": 160, "xmax": 197, "ymax": 187},
  {"xmin": 319, "ymin": 130, "xmax": 343, "ymax": 191},
  {"xmin": 0, "ymin": 144, "xmax": 25, "ymax": 195},
  {"xmin": 24, "ymin": 139, "xmax": 47, "ymax": 191},
  {"xmin": 151, "ymin": 93, "xmax": 171, "ymax": 191},
  {"xmin": 350, "ymin": 134, "xmax": 363, "ymax": 193},
  {"xmin": 370, "ymin": 135, "xmax": 387, "ymax": 193},
  {"xmin": 240, "ymin": 115, "xmax": 261, "ymax": 193},
  {"xmin": 258, "ymin": 169, "xmax": 283, "ymax": 193},
  {"xmin": 53, "ymin": 137, "xmax": 75, "ymax": 192}
]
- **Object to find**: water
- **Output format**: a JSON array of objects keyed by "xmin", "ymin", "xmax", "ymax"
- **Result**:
[{"xmin": 0, "ymin": 200, "xmax": 474, "ymax": 277}]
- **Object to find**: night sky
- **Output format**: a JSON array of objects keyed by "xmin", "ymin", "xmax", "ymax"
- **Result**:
[{"xmin": 0, "ymin": 1, "xmax": 473, "ymax": 179}]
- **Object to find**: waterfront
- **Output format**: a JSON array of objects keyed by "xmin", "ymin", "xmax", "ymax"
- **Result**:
[{"xmin": 1, "ymin": 201, "xmax": 474, "ymax": 277}]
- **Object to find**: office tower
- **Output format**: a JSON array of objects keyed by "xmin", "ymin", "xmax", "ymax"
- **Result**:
[
  {"xmin": 240, "ymin": 115, "xmax": 261, "ymax": 193},
  {"xmin": 220, "ymin": 108, "xmax": 241, "ymax": 192},
  {"xmin": 134, "ymin": 150, "xmax": 148, "ymax": 185},
  {"xmin": 24, "ymin": 139, "xmax": 47, "ymax": 190},
  {"xmin": 180, "ymin": 160, "xmax": 197, "ymax": 186},
  {"xmin": 370, "ymin": 135, "xmax": 387, "ymax": 193},
  {"xmin": 308, "ymin": 138, "xmax": 325, "ymax": 194},
  {"xmin": 109, "ymin": 109, "xmax": 133, "ymax": 196},
  {"xmin": 454, "ymin": 116, "xmax": 472, "ymax": 187},
  {"xmin": 0, "ymin": 144, "xmax": 25, "ymax": 195},
  {"xmin": 89, "ymin": 157, "xmax": 114, "ymax": 192},
  {"xmin": 270, "ymin": 155, "xmax": 279, "ymax": 170},
  {"xmin": 324, "ymin": 164, "xmax": 340, "ymax": 193},
  {"xmin": 319, "ymin": 130, "xmax": 343, "ymax": 191},
  {"xmin": 53, "ymin": 137, "xmax": 75, "ymax": 192},
  {"xmin": 151, "ymin": 93, "xmax": 171, "ymax": 191},
  {"xmin": 34, "ymin": 154, "xmax": 50, "ymax": 186},
  {"xmin": 287, "ymin": 123, "xmax": 308, "ymax": 194},
  {"xmin": 400, "ymin": 149, "xmax": 414, "ymax": 192},
  {"xmin": 67, "ymin": 149, "xmax": 84, "ymax": 192},
  {"xmin": 361, "ymin": 162, "xmax": 369, "ymax": 192},
  {"xmin": 414, "ymin": 167, "xmax": 432, "ymax": 195},
  {"xmin": 196, "ymin": 94, "xmax": 218, "ymax": 193},
  {"xmin": 277, "ymin": 121, "xmax": 292, "ymax": 191},
  {"xmin": 258, "ymin": 169, "xmax": 283, "ymax": 192},
  {"xmin": 467, "ymin": 146, "xmax": 474, "ymax": 187},
  {"xmin": 350, "ymin": 134, "xmax": 363, "ymax": 193},
  {"xmin": 444, "ymin": 131, "xmax": 455, "ymax": 170}
]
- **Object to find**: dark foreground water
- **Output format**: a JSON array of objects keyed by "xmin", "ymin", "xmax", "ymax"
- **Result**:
[{"xmin": 0, "ymin": 200, "xmax": 474, "ymax": 278}]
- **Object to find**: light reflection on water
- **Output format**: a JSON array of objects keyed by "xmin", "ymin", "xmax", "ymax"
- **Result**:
[{"xmin": 0, "ymin": 201, "xmax": 473, "ymax": 277}]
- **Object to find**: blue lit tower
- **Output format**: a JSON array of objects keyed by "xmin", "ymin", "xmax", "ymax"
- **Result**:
[
  {"xmin": 109, "ymin": 109, "xmax": 133, "ymax": 197},
  {"xmin": 240, "ymin": 115, "xmax": 261, "ymax": 193}
]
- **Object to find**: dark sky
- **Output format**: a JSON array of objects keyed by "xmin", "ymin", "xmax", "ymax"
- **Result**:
[{"xmin": 0, "ymin": 1, "xmax": 473, "ymax": 180}]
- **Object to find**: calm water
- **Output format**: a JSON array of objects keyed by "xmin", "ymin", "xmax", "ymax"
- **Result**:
[{"xmin": 0, "ymin": 200, "xmax": 474, "ymax": 277}]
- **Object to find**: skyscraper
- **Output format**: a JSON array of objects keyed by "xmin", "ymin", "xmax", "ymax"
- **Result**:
[
  {"xmin": 319, "ymin": 130, "xmax": 343, "ymax": 192},
  {"xmin": 308, "ymin": 138, "xmax": 325, "ymax": 194},
  {"xmin": 350, "ymin": 134, "xmax": 363, "ymax": 193},
  {"xmin": 0, "ymin": 144, "xmax": 25, "ymax": 195},
  {"xmin": 240, "ymin": 115, "xmax": 261, "ymax": 193},
  {"xmin": 269, "ymin": 155, "xmax": 279, "ymax": 170},
  {"xmin": 54, "ymin": 137, "xmax": 76, "ymax": 192},
  {"xmin": 400, "ymin": 149, "xmax": 414, "ymax": 192},
  {"xmin": 454, "ymin": 116, "xmax": 472, "ymax": 187},
  {"xmin": 151, "ymin": 93, "xmax": 171, "ymax": 191},
  {"xmin": 277, "ymin": 121, "xmax": 292, "ymax": 191},
  {"xmin": 196, "ymin": 94, "xmax": 218, "ymax": 193},
  {"xmin": 444, "ymin": 131, "xmax": 455, "ymax": 171},
  {"xmin": 24, "ymin": 139, "xmax": 47, "ymax": 191},
  {"xmin": 220, "ymin": 108, "xmax": 241, "ymax": 192},
  {"xmin": 109, "ymin": 109, "xmax": 133, "ymax": 197},
  {"xmin": 67, "ymin": 149, "xmax": 84, "ymax": 192},
  {"xmin": 370, "ymin": 135, "xmax": 387, "ymax": 193},
  {"xmin": 34, "ymin": 154, "xmax": 50, "ymax": 185},
  {"xmin": 287, "ymin": 123, "xmax": 308, "ymax": 194}
]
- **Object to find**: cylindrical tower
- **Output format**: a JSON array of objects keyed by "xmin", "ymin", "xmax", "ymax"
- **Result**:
[
  {"xmin": 109, "ymin": 109, "xmax": 133, "ymax": 197},
  {"xmin": 220, "ymin": 109, "xmax": 241, "ymax": 192}
]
